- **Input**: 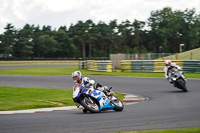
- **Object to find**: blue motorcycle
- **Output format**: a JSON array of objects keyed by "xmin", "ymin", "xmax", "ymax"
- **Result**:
[{"xmin": 73, "ymin": 85, "xmax": 124, "ymax": 113}]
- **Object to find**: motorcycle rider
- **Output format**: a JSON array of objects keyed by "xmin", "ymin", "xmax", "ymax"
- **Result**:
[
  {"xmin": 71, "ymin": 71, "xmax": 109, "ymax": 102},
  {"xmin": 163, "ymin": 60, "xmax": 186, "ymax": 83},
  {"xmin": 163, "ymin": 60, "xmax": 172, "ymax": 82}
]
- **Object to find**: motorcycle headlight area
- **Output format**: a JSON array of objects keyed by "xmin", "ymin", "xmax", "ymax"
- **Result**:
[
  {"xmin": 172, "ymin": 77, "xmax": 178, "ymax": 81},
  {"xmin": 173, "ymin": 78, "xmax": 177, "ymax": 81}
]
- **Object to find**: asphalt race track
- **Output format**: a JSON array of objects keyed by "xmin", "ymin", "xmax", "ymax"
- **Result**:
[{"xmin": 0, "ymin": 74, "xmax": 200, "ymax": 133}]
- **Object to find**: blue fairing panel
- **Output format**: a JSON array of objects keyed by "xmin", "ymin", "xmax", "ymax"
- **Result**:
[{"xmin": 100, "ymin": 98, "xmax": 115, "ymax": 110}]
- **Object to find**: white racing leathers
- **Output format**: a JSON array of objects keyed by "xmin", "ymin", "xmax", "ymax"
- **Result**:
[
  {"xmin": 164, "ymin": 66, "xmax": 170, "ymax": 79},
  {"xmin": 73, "ymin": 77, "xmax": 95, "ymax": 99},
  {"xmin": 72, "ymin": 77, "xmax": 108, "ymax": 101}
]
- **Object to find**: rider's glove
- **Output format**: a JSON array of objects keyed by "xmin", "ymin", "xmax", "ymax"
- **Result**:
[
  {"xmin": 167, "ymin": 77, "xmax": 170, "ymax": 81},
  {"xmin": 85, "ymin": 81, "xmax": 89, "ymax": 85},
  {"xmin": 96, "ymin": 83, "xmax": 102, "ymax": 89},
  {"xmin": 85, "ymin": 81, "xmax": 92, "ymax": 88},
  {"xmin": 103, "ymin": 86, "xmax": 108, "ymax": 92}
]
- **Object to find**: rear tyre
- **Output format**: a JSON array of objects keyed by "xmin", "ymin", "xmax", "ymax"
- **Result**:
[
  {"xmin": 80, "ymin": 96, "xmax": 100, "ymax": 113},
  {"xmin": 111, "ymin": 96, "xmax": 124, "ymax": 111}
]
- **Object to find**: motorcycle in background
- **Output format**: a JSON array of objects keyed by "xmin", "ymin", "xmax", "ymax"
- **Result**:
[{"xmin": 169, "ymin": 69, "xmax": 188, "ymax": 92}]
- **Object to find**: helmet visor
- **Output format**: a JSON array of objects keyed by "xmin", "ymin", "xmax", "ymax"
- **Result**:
[
  {"xmin": 72, "ymin": 76, "xmax": 80, "ymax": 83},
  {"xmin": 72, "ymin": 76, "xmax": 77, "ymax": 80},
  {"xmin": 73, "ymin": 76, "xmax": 78, "ymax": 81}
]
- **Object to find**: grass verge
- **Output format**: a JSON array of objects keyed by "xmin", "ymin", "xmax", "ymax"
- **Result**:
[
  {"xmin": 118, "ymin": 127, "xmax": 200, "ymax": 133},
  {"xmin": 0, "ymin": 86, "xmax": 125, "ymax": 111},
  {"xmin": 0, "ymin": 66, "xmax": 199, "ymax": 78},
  {"xmin": 0, "ymin": 60, "xmax": 78, "ymax": 65}
]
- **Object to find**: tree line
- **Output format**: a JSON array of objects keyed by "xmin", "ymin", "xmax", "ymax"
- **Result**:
[{"xmin": 0, "ymin": 7, "xmax": 200, "ymax": 58}]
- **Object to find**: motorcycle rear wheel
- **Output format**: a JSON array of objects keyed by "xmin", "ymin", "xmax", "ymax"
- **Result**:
[{"xmin": 80, "ymin": 96, "xmax": 100, "ymax": 113}]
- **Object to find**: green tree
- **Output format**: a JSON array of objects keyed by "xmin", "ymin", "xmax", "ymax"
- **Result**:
[
  {"xmin": 1, "ymin": 7, "xmax": 199, "ymax": 58},
  {"xmin": 55, "ymin": 27, "xmax": 77, "ymax": 58},
  {"xmin": 32, "ymin": 25, "xmax": 43, "ymax": 57},
  {"xmin": 84, "ymin": 20, "xmax": 98, "ymax": 58},
  {"xmin": 109, "ymin": 19, "xmax": 121, "ymax": 54},
  {"xmin": 13, "ymin": 24, "xmax": 34, "ymax": 58},
  {"xmin": 147, "ymin": 7, "xmax": 200, "ymax": 53},
  {"xmin": 117, "ymin": 20, "xmax": 131, "ymax": 53},
  {"xmin": 181, "ymin": 8, "xmax": 200, "ymax": 50},
  {"xmin": 33, "ymin": 25, "xmax": 58, "ymax": 58},
  {"xmin": 69, "ymin": 20, "xmax": 97, "ymax": 58},
  {"xmin": 68, "ymin": 21, "xmax": 85, "ymax": 58},
  {"xmin": 95, "ymin": 21, "xmax": 113, "ymax": 56},
  {"xmin": 0, "ymin": 23, "xmax": 16, "ymax": 55},
  {"xmin": 37, "ymin": 35, "xmax": 58, "ymax": 57},
  {"xmin": 132, "ymin": 19, "xmax": 145, "ymax": 52}
]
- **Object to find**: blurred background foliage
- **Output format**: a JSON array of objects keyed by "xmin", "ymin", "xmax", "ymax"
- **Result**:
[{"xmin": 0, "ymin": 7, "xmax": 200, "ymax": 58}]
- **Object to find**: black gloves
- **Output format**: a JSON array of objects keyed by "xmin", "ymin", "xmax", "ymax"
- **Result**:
[
  {"xmin": 96, "ymin": 83, "xmax": 102, "ymax": 89},
  {"xmin": 85, "ymin": 81, "xmax": 89, "ymax": 84}
]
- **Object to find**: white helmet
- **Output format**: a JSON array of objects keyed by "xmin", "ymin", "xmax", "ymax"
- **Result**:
[
  {"xmin": 72, "ymin": 71, "xmax": 82, "ymax": 83},
  {"xmin": 165, "ymin": 60, "xmax": 171, "ymax": 66}
]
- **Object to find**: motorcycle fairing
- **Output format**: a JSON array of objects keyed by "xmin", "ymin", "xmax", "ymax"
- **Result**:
[
  {"xmin": 100, "ymin": 98, "xmax": 115, "ymax": 110},
  {"xmin": 76, "ymin": 86, "xmax": 89, "ymax": 98},
  {"xmin": 80, "ymin": 86, "xmax": 115, "ymax": 110}
]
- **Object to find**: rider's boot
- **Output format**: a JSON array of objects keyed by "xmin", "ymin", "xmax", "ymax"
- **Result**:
[{"xmin": 83, "ymin": 109, "xmax": 87, "ymax": 113}]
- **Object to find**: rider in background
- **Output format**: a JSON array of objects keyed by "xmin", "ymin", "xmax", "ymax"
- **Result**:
[
  {"xmin": 164, "ymin": 60, "xmax": 172, "ymax": 82},
  {"xmin": 71, "ymin": 71, "xmax": 108, "ymax": 102},
  {"xmin": 163, "ymin": 60, "xmax": 186, "ymax": 83}
]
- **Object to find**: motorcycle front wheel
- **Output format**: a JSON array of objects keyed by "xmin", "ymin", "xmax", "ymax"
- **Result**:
[
  {"xmin": 111, "ymin": 96, "xmax": 124, "ymax": 111},
  {"xmin": 80, "ymin": 96, "xmax": 100, "ymax": 113},
  {"xmin": 177, "ymin": 79, "xmax": 188, "ymax": 92}
]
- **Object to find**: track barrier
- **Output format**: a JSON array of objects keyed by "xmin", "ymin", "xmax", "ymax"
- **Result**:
[
  {"xmin": 121, "ymin": 60, "xmax": 200, "ymax": 73},
  {"xmin": 80, "ymin": 60, "xmax": 200, "ymax": 73},
  {"xmin": 79, "ymin": 60, "xmax": 112, "ymax": 72}
]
